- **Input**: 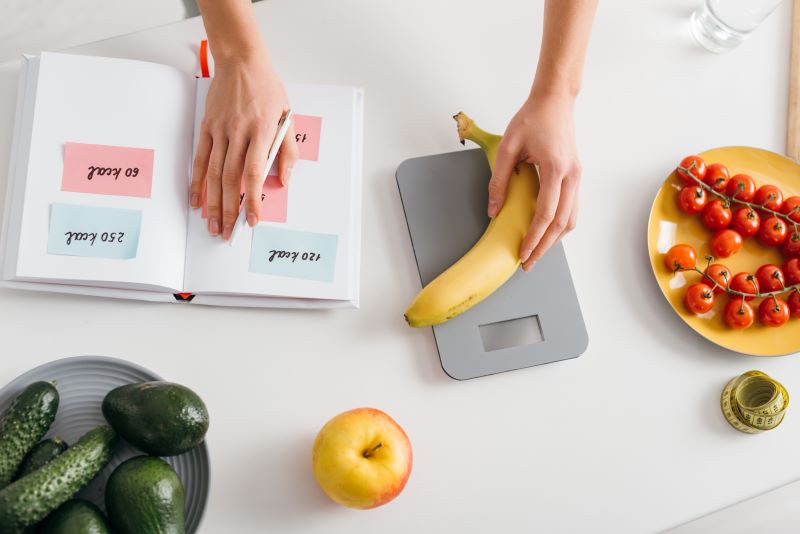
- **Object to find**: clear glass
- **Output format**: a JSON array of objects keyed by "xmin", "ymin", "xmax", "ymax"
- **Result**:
[{"xmin": 690, "ymin": 0, "xmax": 785, "ymax": 53}]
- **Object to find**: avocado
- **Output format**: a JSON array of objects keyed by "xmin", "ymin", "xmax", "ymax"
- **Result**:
[
  {"xmin": 105, "ymin": 455, "xmax": 185, "ymax": 534},
  {"xmin": 102, "ymin": 381, "xmax": 208, "ymax": 456},
  {"xmin": 38, "ymin": 499, "xmax": 110, "ymax": 534},
  {"xmin": 0, "ymin": 381, "xmax": 59, "ymax": 487}
]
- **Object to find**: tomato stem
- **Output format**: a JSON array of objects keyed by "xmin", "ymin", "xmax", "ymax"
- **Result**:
[
  {"xmin": 684, "ymin": 266, "xmax": 800, "ymax": 299},
  {"xmin": 679, "ymin": 162, "xmax": 800, "ymax": 233}
]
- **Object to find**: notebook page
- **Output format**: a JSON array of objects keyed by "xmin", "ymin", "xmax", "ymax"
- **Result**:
[
  {"xmin": 12, "ymin": 52, "xmax": 193, "ymax": 291},
  {"xmin": 184, "ymin": 81, "xmax": 360, "ymax": 301}
]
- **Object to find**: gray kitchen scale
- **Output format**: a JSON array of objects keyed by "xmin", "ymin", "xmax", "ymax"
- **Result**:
[{"xmin": 396, "ymin": 149, "xmax": 588, "ymax": 380}]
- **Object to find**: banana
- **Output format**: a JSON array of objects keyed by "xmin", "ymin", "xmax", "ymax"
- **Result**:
[{"xmin": 404, "ymin": 112, "xmax": 539, "ymax": 327}]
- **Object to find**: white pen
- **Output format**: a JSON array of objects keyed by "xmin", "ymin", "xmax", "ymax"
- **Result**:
[{"xmin": 229, "ymin": 109, "xmax": 293, "ymax": 246}]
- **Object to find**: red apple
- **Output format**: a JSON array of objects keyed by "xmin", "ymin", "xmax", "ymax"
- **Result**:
[{"xmin": 312, "ymin": 408, "xmax": 412, "ymax": 509}]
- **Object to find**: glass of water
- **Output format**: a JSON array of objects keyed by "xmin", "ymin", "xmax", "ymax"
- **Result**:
[{"xmin": 690, "ymin": 0, "xmax": 785, "ymax": 53}]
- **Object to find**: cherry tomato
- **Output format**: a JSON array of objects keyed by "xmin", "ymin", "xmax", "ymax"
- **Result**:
[
  {"xmin": 730, "ymin": 207, "xmax": 760, "ymax": 238},
  {"xmin": 758, "ymin": 216, "xmax": 788, "ymax": 247},
  {"xmin": 781, "ymin": 196, "xmax": 800, "ymax": 223},
  {"xmin": 783, "ymin": 231, "xmax": 800, "ymax": 259},
  {"xmin": 758, "ymin": 297, "xmax": 790, "ymax": 327},
  {"xmin": 704, "ymin": 264, "xmax": 731, "ymax": 294},
  {"xmin": 664, "ymin": 244, "xmax": 697, "ymax": 272},
  {"xmin": 729, "ymin": 272, "xmax": 760, "ymax": 301},
  {"xmin": 755, "ymin": 264, "xmax": 785, "ymax": 292},
  {"xmin": 710, "ymin": 229, "xmax": 743, "ymax": 258},
  {"xmin": 788, "ymin": 290, "xmax": 800, "ymax": 318},
  {"xmin": 677, "ymin": 185, "xmax": 708, "ymax": 215},
  {"xmin": 784, "ymin": 258, "xmax": 800, "ymax": 285},
  {"xmin": 676, "ymin": 155, "xmax": 707, "ymax": 185},
  {"xmin": 700, "ymin": 200, "xmax": 732, "ymax": 230},
  {"xmin": 753, "ymin": 185, "xmax": 784, "ymax": 214},
  {"xmin": 684, "ymin": 283, "xmax": 715, "ymax": 314},
  {"xmin": 724, "ymin": 298, "xmax": 755, "ymax": 329},
  {"xmin": 703, "ymin": 163, "xmax": 730, "ymax": 193},
  {"xmin": 726, "ymin": 174, "xmax": 756, "ymax": 202}
]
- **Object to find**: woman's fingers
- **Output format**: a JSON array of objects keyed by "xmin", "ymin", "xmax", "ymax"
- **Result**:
[
  {"xmin": 242, "ymin": 128, "xmax": 272, "ymax": 228},
  {"xmin": 190, "ymin": 130, "xmax": 212, "ymax": 208},
  {"xmin": 220, "ymin": 137, "xmax": 247, "ymax": 240},
  {"xmin": 203, "ymin": 111, "xmax": 293, "ymax": 237},
  {"xmin": 518, "ymin": 161, "xmax": 561, "ymax": 264},
  {"xmin": 278, "ymin": 122, "xmax": 299, "ymax": 186},
  {"xmin": 522, "ymin": 173, "xmax": 578, "ymax": 271},
  {"xmin": 205, "ymin": 136, "xmax": 228, "ymax": 236},
  {"xmin": 558, "ymin": 191, "xmax": 579, "ymax": 244},
  {"xmin": 487, "ymin": 138, "xmax": 518, "ymax": 217}
]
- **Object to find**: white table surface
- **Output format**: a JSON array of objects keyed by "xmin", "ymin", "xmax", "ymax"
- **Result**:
[
  {"xmin": 0, "ymin": 1, "xmax": 797, "ymax": 532},
  {"xmin": 1, "ymin": 0, "xmax": 186, "ymax": 63}
]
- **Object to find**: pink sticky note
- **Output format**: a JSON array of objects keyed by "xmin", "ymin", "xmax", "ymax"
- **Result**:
[
  {"xmin": 201, "ymin": 174, "xmax": 288, "ymax": 223},
  {"xmin": 62, "ymin": 142, "xmax": 154, "ymax": 198},
  {"xmin": 292, "ymin": 115, "xmax": 322, "ymax": 161},
  {"xmin": 260, "ymin": 174, "xmax": 288, "ymax": 222}
]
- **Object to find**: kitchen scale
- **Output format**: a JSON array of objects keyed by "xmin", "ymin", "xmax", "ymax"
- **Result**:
[{"xmin": 396, "ymin": 149, "xmax": 588, "ymax": 380}]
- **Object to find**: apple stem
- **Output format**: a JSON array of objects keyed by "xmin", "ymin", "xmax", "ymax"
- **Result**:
[{"xmin": 363, "ymin": 443, "xmax": 383, "ymax": 458}]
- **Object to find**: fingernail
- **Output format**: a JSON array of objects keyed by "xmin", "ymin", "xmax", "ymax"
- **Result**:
[
  {"xmin": 190, "ymin": 193, "xmax": 199, "ymax": 208},
  {"xmin": 247, "ymin": 212, "xmax": 258, "ymax": 227},
  {"xmin": 488, "ymin": 201, "xmax": 498, "ymax": 217},
  {"xmin": 523, "ymin": 261, "xmax": 536, "ymax": 273},
  {"xmin": 222, "ymin": 223, "xmax": 233, "ymax": 240},
  {"xmin": 209, "ymin": 218, "xmax": 220, "ymax": 236},
  {"xmin": 283, "ymin": 167, "xmax": 293, "ymax": 185}
]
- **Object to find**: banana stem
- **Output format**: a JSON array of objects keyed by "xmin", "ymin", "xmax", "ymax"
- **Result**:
[{"xmin": 453, "ymin": 112, "xmax": 501, "ymax": 151}]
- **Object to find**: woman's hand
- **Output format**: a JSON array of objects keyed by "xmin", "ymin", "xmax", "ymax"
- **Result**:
[
  {"xmin": 487, "ymin": 91, "xmax": 581, "ymax": 272},
  {"xmin": 190, "ymin": 51, "xmax": 298, "ymax": 239}
]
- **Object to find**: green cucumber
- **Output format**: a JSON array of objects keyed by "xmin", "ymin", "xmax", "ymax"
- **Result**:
[
  {"xmin": 0, "ymin": 381, "xmax": 59, "ymax": 487},
  {"xmin": 0, "ymin": 425, "xmax": 117, "ymax": 533},
  {"xmin": 14, "ymin": 437, "xmax": 68, "ymax": 480},
  {"xmin": 105, "ymin": 455, "xmax": 185, "ymax": 534},
  {"xmin": 102, "ymin": 381, "xmax": 209, "ymax": 456},
  {"xmin": 38, "ymin": 499, "xmax": 111, "ymax": 534}
]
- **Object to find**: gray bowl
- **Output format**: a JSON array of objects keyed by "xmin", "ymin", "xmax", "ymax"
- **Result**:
[{"xmin": 0, "ymin": 355, "xmax": 209, "ymax": 533}]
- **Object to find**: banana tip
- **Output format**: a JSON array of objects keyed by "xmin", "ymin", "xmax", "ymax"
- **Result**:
[
  {"xmin": 453, "ymin": 112, "xmax": 472, "ymax": 144},
  {"xmin": 404, "ymin": 313, "xmax": 424, "ymax": 328}
]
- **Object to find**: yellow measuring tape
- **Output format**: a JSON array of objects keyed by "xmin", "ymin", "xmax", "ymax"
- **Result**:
[{"xmin": 721, "ymin": 370, "xmax": 789, "ymax": 434}]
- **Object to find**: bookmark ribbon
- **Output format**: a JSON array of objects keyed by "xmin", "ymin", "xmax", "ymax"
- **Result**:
[{"xmin": 199, "ymin": 39, "xmax": 210, "ymax": 78}]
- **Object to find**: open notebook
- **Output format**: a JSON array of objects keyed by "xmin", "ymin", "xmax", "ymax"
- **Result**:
[{"xmin": 1, "ymin": 52, "xmax": 363, "ymax": 308}]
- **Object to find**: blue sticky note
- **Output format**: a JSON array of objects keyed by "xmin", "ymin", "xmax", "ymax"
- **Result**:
[
  {"xmin": 249, "ymin": 226, "xmax": 338, "ymax": 282},
  {"xmin": 47, "ymin": 203, "xmax": 142, "ymax": 260}
]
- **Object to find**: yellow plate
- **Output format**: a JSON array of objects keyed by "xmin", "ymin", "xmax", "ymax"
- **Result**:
[{"xmin": 647, "ymin": 146, "xmax": 800, "ymax": 356}]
